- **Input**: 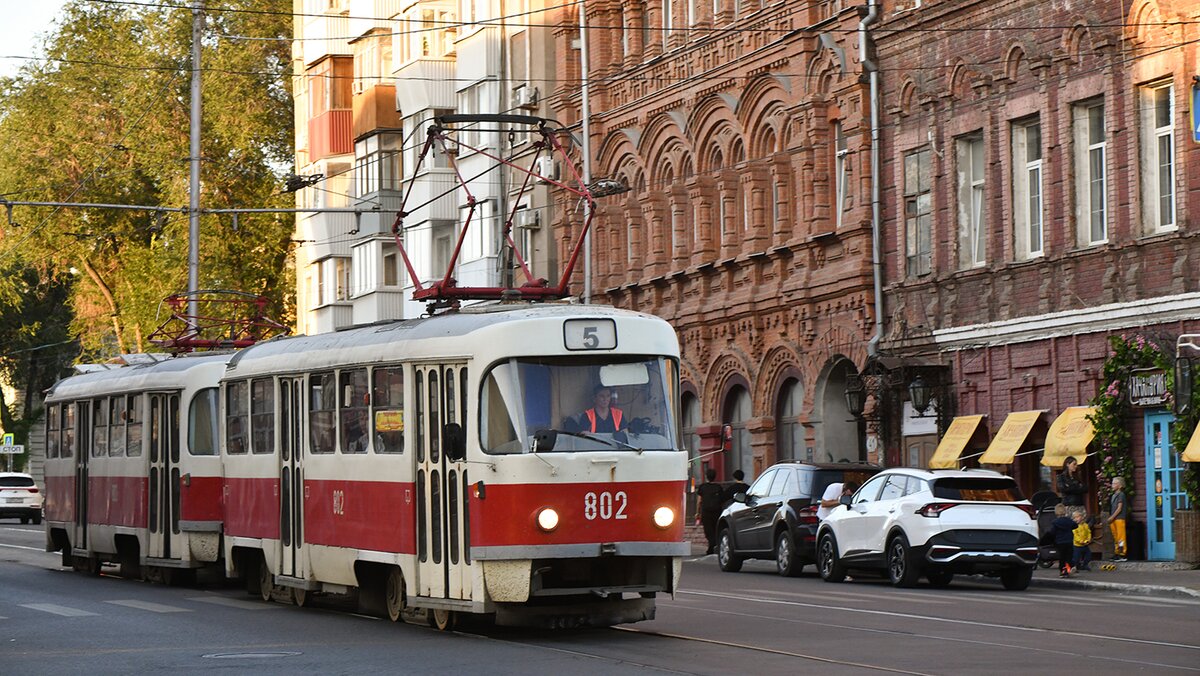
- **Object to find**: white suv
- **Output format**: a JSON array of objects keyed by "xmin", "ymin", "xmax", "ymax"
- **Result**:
[
  {"xmin": 0, "ymin": 472, "xmax": 43, "ymax": 525},
  {"xmin": 816, "ymin": 468, "xmax": 1038, "ymax": 590}
]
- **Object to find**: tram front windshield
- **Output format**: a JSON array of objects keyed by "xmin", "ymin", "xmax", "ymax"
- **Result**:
[{"xmin": 481, "ymin": 356, "xmax": 679, "ymax": 454}]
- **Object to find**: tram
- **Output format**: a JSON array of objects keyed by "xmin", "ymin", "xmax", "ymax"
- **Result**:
[
  {"xmin": 43, "ymin": 303, "xmax": 687, "ymax": 628},
  {"xmin": 43, "ymin": 352, "xmax": 231, "ymax": 582}
]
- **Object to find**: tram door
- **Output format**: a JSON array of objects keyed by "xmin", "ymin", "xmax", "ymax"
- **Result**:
[
  {"xmin": 279, "ymin": 378, "xmax": 305, "ymax": 579},
  {"xmin": 415, "ymin": 363, "xmax": 470, "ymax": 600},
  {"xmin": 147, "ymin": 393, "xmax": 182, "ymax": 559},
  {"xmin": 72, "ymin": 403, "xmax": 90, "ymax": 551}
]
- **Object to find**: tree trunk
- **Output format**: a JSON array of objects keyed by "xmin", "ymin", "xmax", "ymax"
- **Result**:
[{"xmin": 81, "ymin": 258, "xmax": 127, "ymax": 354}]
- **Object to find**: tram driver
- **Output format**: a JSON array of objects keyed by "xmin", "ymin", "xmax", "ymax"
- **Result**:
[{"xmin": 573, "ymin": 384, "xmax": 628, "ymax": 434}]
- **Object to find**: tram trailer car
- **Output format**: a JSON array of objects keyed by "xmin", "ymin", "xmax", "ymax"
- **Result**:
[
  {"xmin": 42, "ymin": 353, "xmax": 232, "ymax": 580},
  {"xmin": 220, "ymin": 304, "xmax": 687, "ymax": 628}
]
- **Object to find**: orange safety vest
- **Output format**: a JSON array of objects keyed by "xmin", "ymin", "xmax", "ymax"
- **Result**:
[{"xmin": 584, "ymin": 407, "xmax": 623, "ymax": 433}]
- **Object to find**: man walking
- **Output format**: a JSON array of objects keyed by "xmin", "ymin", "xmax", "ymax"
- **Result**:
[{"xmin": 695, "ymin": 468, "xmax": 725, "ymax": 555}]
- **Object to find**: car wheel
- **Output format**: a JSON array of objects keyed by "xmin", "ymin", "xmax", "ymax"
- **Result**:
[
  {"xmin": 32, "ymin": 513, "xmax": 41, "ymax": 525},
  {"xmin": 717, "ymin": 527, "xmax": 743, "ymax": 573},
  {"xmin": 926, "ymin": 568, "xmax": 954, "ymax": 588},
  {"xmin": 817, "ymin": 533, "xmax": 847, "ymax": 583},
  {"xmin": 20, "ymin": 516, "xmax": 29, "ymax": 525},
  {"xmin": 1000, "ymin": 566, "xmax": 1033, "ymax": 591},
  {"xmin": 887, "ymin": 534, "xmax": 921, "ymax": 588},
  {"xmin": 775, "ymin": 530, "xmax": 803, "ymax": 577}
]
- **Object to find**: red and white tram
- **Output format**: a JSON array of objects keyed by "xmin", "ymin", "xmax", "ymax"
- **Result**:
[
  {"xmin": 44, "ymin": 304, "xmax": 687, "ymax": 628},
  {"xmin": 43, "ymin": 353, "xmax": 231, "ymax": 581}
]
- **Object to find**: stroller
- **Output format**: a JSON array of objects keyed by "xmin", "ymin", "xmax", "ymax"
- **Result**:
[{"xmin": 1031, "ymin": 490, "xmax": 1062, "ymax": 568}]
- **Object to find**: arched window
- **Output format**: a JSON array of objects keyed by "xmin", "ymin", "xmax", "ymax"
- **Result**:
[
  {"xmin": 723, "ymin": 386, "xmax": 753, "ymax": 480},
  {"xmin": 775, "ymin": 378, "xmax": 804, "ymax": 462}
]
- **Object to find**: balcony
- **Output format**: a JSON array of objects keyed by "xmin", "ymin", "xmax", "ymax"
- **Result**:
[
  {"xmin": 394, "ymin": 59, "xmax": 457, "ymax": 113},
  {"xmin": 353, "ymin": 84, "xmax": 401, "ymax": 139},
  {"xmin": 302, "ymin": 13, "xmax": 352, "ymax": 66},
  {"xmin": 309, "ymin": 110, "xmax": 353, "ymax": 161}
]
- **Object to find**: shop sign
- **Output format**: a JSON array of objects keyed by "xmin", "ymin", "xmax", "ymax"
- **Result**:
[{"xmin": 1128, "ymin": 368, "xmax": 1167, "ymax": 407}]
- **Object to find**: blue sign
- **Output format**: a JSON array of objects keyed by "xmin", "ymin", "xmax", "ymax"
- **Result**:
[{"xmin": 1193, "ymin": 85, "xmax": 1200, "ymax": 144}]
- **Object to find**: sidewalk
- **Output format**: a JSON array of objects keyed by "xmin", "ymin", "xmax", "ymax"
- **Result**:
[{"xmin": 1026, "ymin": 560, "xmax": 1200, "ymax": 599}]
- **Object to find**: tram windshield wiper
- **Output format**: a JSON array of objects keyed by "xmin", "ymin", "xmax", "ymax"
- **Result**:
[{"xmin": 532, "ymin": 429, "xmax": 643, "ymax": 454}]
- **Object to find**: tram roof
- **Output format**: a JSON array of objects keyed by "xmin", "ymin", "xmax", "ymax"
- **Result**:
[
  {"xmin": 226, "ymin": 303, "xmax": 678, "ymax": 375},
  {"xmin": 46, "ymin": 352, "xmax": 234, "ymax": 401}
]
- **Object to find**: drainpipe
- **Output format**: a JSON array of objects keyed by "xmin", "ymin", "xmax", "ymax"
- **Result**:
[{"xmin": 860, "ymin": 0, "xmax": 882, "ymax": 357}]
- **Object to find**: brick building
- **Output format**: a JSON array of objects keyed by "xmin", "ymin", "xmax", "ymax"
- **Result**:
[{"xmin": 552, "ymin": 0, "xmax": 884, "ymax": 487}]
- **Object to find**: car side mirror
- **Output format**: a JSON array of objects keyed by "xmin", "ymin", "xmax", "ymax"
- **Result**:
[
  {"xmin": 839, "ymin": 495, "xmax": 853, "ymax": 507},
  {"xmin": 733, "ymin": 491, "xmax": 747, "ymax": 504},
  {"xmin": 443, "ymin": 422, "xmax": 466, "ymax": 461}
]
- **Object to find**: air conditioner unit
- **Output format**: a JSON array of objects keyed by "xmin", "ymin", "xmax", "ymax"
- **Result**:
[
  {"xmin": 535, "ymin": 156, "xmax": 557, "ymax": 183},
  {"xmin": 352, "ymin": 80, "xmax": 366, "ymax": 95},
  {"xmin": 514, "ymin": 85, "xmax": 539, "ymax": 110},
  {"xmin": 514, "ymin": 209, "xmax": 540, "ymax": 229}
]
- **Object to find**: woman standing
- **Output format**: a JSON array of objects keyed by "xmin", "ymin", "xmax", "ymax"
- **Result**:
[{"xmin": 1057, "ymin": 456, "xmax": 1087, "ymax": 513}]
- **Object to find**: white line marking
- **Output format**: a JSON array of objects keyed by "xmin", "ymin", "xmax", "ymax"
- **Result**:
[
  {"xmin": 680, "ymin": 589, "xmax": 1200, "ymax": 651},
  {"xmin": 20, "ymin": 603, "xmax": 97, "ymax": 617},
  {"xmin": 106, "ymin": 599, "xmax": 191, "ymax": 613},
  {"xmin": 0, "ymin": 542, "xmax": 48, "ymax": 552},
  {"xmin": 187, "ymin": 596, "xmax": 278, "ymax": 611},
  {"xmin": 771, "ymin": 588, "xmax": 956, "ymax": 605}
]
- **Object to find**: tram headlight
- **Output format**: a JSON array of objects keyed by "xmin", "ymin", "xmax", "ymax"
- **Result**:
[
  {"xmin": 536, "ymin": 507, "xmax": 560, "ymax": 532},
  {"xmin": 652, "ymin": 506, "xmax": 675, "ymax": 529}
]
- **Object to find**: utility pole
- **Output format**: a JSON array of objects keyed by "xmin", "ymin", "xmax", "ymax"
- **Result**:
[
  {"xmin": 188, "ymin": 1, "xmax": 204, "ymax": 324},
  {"xmin": 579, "ymin": 1, "xmax": 592, "ymax": 304}
]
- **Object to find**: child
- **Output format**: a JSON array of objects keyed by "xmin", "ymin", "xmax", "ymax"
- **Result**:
[
  {"xmin": 1050, "ymin": 504, "xmax": 1077, "ymax": 577},
  {"xmin": 1072, "ymin": 510, "xmax": 1092, "ymax": 571}
]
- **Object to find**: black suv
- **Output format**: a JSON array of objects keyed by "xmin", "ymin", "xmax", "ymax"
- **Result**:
[{"xmin": 717, "ymin": 461, "xmax": 881, "ymax": 576}]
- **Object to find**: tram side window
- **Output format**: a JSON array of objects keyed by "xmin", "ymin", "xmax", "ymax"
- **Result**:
[
  {"xmin": 126, "ymin": 394, "xmax": 144, "ymax": 457},
  {"xmin": 109, "ymin": 396, "xmax": 127, "ymax": 457},
  {"xmin": 63, "ymin": 403, "xmax": 76, "ymax": 458},
  {"xmin": 251, "ymin": 378, "xmax": 275, "ymax": 454},
  {"xmin": 309, "ymin": 373, "xmax": 336, "ymax": 454},
  {"xmin": 372, "ymin": 367, "xmax": 404, "ymax": 454},
  {"xmin": 92, "ymin": 399, "xmax": 109, "ymax": 457},
  {"xmin": 188, "ymin": 387, "xmax": 219, "ymax": 455},
  {"xmin": 226, "ymin": 381, "xmax": 248, "ymax": 454},
  {"xmin": 47, "ymin": 404, "xmax": 60, "ymax": 458},
  {"xmin": 339, "ymin": 369, "xmax": 369, "ymax": 454}
]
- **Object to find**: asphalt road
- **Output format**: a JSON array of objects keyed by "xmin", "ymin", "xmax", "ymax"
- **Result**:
[{"xmin": 2, "ymin": 523, "xmax": 1197, "ymax": 675}]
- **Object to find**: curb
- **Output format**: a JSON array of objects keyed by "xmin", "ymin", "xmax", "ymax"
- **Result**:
[{"xmin": 1028, "ymin": 575, "xmax": 1200, "ymax": 599}]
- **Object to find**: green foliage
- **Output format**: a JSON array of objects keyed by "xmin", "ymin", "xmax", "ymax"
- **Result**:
[
  {"xmin": 1169, "ymin": 360, "xmax": 1200, "ymax": 508},
  {"xmin": 0, "ymin": 0, "xmax": 295, "ymax": 359},
  {"xmin": 1087, "ymin": 334, "xmax": 1174, "ymax": 506}
]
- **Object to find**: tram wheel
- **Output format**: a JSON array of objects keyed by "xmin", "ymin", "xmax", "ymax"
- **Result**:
[
  {"xmin": 430, "ymin": 608, "xmax": 455, "ymax": 632},
  {"xmin": 385, "ymin": 568, "xmax": 405, "ymax": 622},
  {"xmin": 257, "ymin": 560, "xmax": 274, "ymax": 602},
  {"xmin": 292, "ymin": 587, "xmax": 308, "ymax": 608}
]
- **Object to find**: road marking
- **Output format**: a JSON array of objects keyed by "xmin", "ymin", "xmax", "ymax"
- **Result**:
[
  {"xmin": 187, "ymin": 595, "xmax": 278, "ymax": 611},
  {"xmin": 21, "ymin": 603, "xmax": 97, "ymax": 617},
  {"xmin": 1052, "ymin": 593, "xmax": 1199, "ymax": 608},
  {"xmin": 0, "ymin": 542, "xmax": 48, "ymax": 552},
  {"xmin": 106, "ymin": 599, "xmax": 191, "ymax": 613},
  {"xmin": 682, "ymin": 589, "xmax": 1200, "ymax": 651}
]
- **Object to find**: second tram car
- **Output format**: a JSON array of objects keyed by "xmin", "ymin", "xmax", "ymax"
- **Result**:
[{"xmin": 221, "ymin": 303, "xmax": 686, "ymax": 628}]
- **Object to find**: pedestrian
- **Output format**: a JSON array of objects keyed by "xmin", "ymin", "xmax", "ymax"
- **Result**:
[
  {"xmin": 695, "ymin": 468, "xmax": 725, "ymax": 555},
  {"xmin": 1057, "ymin": 457, "xmax": 1087, "ymax": 513},
  {"xmin": 817, "ymin": 480, "xmax": 860, "ymax": 521},
  {"xmin": 1107, "ymin": 476, "xmax": 1128, "ymax": 562},
  {"xmin": 1072, "ymin": 510, "xmax": 1092, "ymax": 572},
  {"xmin": 1050, "ymin": 504, "xmax": 1077, "ymax": 577},
  {"xmin": 723, "ymin": 469, "xmax": 750, "ymax": 508}
]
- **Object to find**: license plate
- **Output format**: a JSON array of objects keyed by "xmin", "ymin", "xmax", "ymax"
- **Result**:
[{"xmin": 4, "ymin": 497, "xmax": 22, "ymax": 504}]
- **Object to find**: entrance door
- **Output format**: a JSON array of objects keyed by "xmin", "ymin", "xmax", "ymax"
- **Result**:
[
  {"xmin": 280, "ymin": 378, "xmax": 305, "ymax": 579},
  {"xmin": 72, "ymin": 403, "xmax": 90, "ymax": 551},
  {"xmin": 147, "ymin": 393, "xmax": 182, "ymax": 559},
  {"xmin": 1144, "ymin": 412, "xmax": 1184, "ymax": 560},
  {"xmin": 415, "ymin": 364, "xmax": 470, "ymax": 600}
]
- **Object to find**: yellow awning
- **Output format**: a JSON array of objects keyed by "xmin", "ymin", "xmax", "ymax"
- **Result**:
[
  {"xmin": 1041, "ymin": 406, "xmax": 1096, "ymax": 467},
  {"xmin": 1183, "ymin": 423, "xmax": 1200, "ymax": 462},
  {"xmin": 929, "ymin": 415, "xmax": 986, "ymax": 469},
  {"xmin": 979, "ymin": 410, "xmax": 1045, "ymax": 465}
]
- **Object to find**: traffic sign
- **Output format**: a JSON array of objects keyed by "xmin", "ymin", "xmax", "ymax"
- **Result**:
[
  {"xmin": 1193, "ymin": 84, "xmax": 1200, "ymax": 144},
  {"xmin": 1, "ymin": 433, "xmax": 11, "ymax": 446},
  {"xmin": 0, "ymin": 444, "xmax": 24, "ymax": 454}
]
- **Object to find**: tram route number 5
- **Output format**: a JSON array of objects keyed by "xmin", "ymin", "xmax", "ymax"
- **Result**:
[
  {"xmin": 584, "ymin": 491, "xmax": 628, "ymax": 520},
  {"xmin": 564, "ymin": 319, "xmax": 617, "ymax": 351}
]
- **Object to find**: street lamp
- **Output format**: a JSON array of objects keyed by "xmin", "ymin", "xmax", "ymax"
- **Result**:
[
  {"xmin": 844, "ymin": 374, "xmax": 866, "ymax": 418},
  {"xmin": 909, "ymin": 375, "xmax": 932, "ymax": 415}
]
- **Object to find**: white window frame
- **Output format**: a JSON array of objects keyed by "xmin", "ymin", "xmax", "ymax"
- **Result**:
[
  {"xmin": 955, "ymin": 135, "xmax": 986, "ymax": 268},
  {"xmin": 834, "ymin": 120, "xmax": 850, "ymax": 229},
  {"xmin": 904, "ymin": 148, "xmax": 932, "ymax": 277},
  {"xmin": 1073, "ymin": 100, "xmax": 1108, "ymax": 246},
  {"xmin": 663, "ymin": 0, "xmax": 673, "ymax": 42},
  {"xmin": 1139, "ymin": 81, "xmax": 1176, "ymax": 233},
  {"xmin": 1011, "ymin": 119, "xmax": 1043, "ymax": 260}
]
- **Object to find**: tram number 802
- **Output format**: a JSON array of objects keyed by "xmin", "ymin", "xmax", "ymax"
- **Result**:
[{"xmin": 584, "ymin": 491, "xmax": 628, "ymax": 520}]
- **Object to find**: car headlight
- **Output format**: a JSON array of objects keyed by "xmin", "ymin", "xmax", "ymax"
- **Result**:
[
  {"xmin": 653, "ymin": 506, "xmax": 675, "ymax": 529},
  {"xmin": 536, "ymin": 507, "xmax": 559, "ymax": 532}
]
